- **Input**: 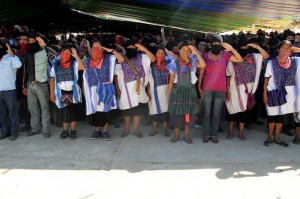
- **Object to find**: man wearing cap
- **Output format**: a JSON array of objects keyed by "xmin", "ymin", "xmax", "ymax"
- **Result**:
[
  {"xmin": 22, "ymin": 32, "xmax": 56, "ymax": 138},
  {"xmin": 0, "ymin": 41, "xmax": 22, "ymax": 141}
]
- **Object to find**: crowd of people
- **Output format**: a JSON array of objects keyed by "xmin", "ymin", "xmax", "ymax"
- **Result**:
[{"xmin": 1, "ymin": 24, "xmax": 300, "ymax": 147}]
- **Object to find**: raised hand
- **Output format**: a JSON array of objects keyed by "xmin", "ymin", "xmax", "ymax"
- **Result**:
[
  {"xmin": 222, "ymin": 43, "xmax": 233, "ymax": 51},
  {"xmin": 135, "ymin": 43, "xmax": 146, "ymax": 52},
  {"xmin": 291, "ymin": 47, "xmax": 300, "ymax": 53},
  {"xmin": 71, "ymin": 47, "xmax": 78, "ymax": 58},
  {"xmin": 36, "ymin": 36, "xmax": 46, "ymax": 48},
  {"xmin": 188, "ymin": 45, "xmax": 197, "ymax": 55},
  {"xmin": 6, "ymin": 43, "xmax": 14, "ymax": 56}
]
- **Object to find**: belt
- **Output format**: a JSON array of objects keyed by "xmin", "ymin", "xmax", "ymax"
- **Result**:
[
  {"xmin": 173, "ymin": 83, "xmax": 195, "ymax": 88},
  {"xmin": 29, "ymin": 80, "xmax": 47, "ymax": 84}
]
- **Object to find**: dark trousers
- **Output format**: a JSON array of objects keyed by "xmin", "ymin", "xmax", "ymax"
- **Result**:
[
  {"xmin": 0, "ymin": 90, "xmax": 19, "ymax": 136},
  {"xmin": 19, "ymin": 94, "xmax": 30, "ymax": 126}
]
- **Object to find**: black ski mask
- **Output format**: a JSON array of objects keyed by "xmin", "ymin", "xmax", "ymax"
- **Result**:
[
  {"xmin": 211, "ymin": 45, "xmax": 222, "ymax": 55},
  {"xmin": 126, "ymin": 48, "xmax": 137, "ymax": 59},
  {"xmin": 28, "ymin": 42, "xmax": 40, "ymax": 53},
  {"xmin": 238, "ymin": 48, "xmax": 249, "ymax": 58}
]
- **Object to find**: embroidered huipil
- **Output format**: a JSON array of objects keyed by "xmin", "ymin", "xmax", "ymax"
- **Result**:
[
  {"xmin": 115, "ymin": 53, "xmax": 151, "ymax": 110},
  {"xmin": 265, "ymin": 57, "xmax": 300, "ymax": 116},
  {"xmin": 50, "ymin": 56, "xmax": 82, "ymax": 108},
  {"xmin": 83, "ymin": 54, "xmax": 117, "ymax": 114}
]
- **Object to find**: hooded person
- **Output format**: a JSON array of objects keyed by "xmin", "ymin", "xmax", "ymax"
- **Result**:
[
  {"xmin": 22, "ymin": 32, "xmax": 57, "ymax": 138},
  {"xmin": 114, "ymin": 39, "xmax": 156, "ymax": 138},
  {"xmin": 199, "ymin": 34, "xmax": 243, "ymax": 144},
  {"xmin": 225, "ymin": 37, "xmax": 269, "ymax": 140}
]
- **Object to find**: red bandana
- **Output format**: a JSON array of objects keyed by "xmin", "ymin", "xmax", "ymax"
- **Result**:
[
  {"xmin": 90, "ymin": 48, "xmax": 104, "ymax": 69},
  {"xmin": 179, "ymin": 58, "xmax": 191, "ymax": 69},
  {"xmin": 156, "ymin": 54, "xmax": 166, "ymax": 70},
  {"xmin": 60, "ymin": 53, "xmax": 71, "ymax": 68},
  {"xmin": 19, "ymin": 43, "xmax": 28, "ymax": 57},
  {"xmin": 243, "ymin": 54, "xmax": 253, "ymax": 64}
]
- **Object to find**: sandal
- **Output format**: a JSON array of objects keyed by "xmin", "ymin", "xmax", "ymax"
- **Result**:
[
  {"xmin": 163, "ymin": 131, "xmax": 170, "ymax": 137},
  {"xmin": 184, "ymin": 136, "xmax": 193, "ymax": 144},
  {"xmin": 120, "ymin": 131, "xmax": 129, "ymax": 138},
  {"xmin": 210, "ymin": 136, "xmax": 219, "ymax": 144},
  {"xmin": 293, "ymin": 137, "xmax": 300, "ymax": 145},
  {"xmin": 274, "ymin": 140, "xmax": 289, "ymax": 147},
  {"xmin": 170, "ymin": 136, "xmax": 179, "ymax": 143},
  {"xmin": 238, "ymin": 134, "xmax": 246, "ymax": 141},
  {"xmin": 134, "ymin": 132, "xmax": 143, "ymax": 138},
  {"xmin": 263, "ymin": 139, "xmax": 273, "ymax": 146},
  {"xmin": 203, "ymin": 136, "xmax": 210, "ymax": 143},
  {"xmin": 148, "ymin": 131, "xmax": 157, "ymax": 136},
  {"xmin": 226, "ymin": 133, "xmax": 233, "ymax": 140}
]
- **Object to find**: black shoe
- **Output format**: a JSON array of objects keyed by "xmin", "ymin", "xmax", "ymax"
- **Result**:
[
  {"xmin": 69, "ymin": 130, "xmax": 77, "ymax": 140},
  {"xmin": 245, "ymin": 123, "xmax": 253, "ymax": 130},
  {"xmin": 10, "ymin": 136, "xmax": 18, "ymax": 141},
  {"xmin": 43, "ymin": 132, "xmax": 51, "ymax": 138},
  {"xmin": 20, "ymin": 125, "xmax": 31, "ymax": 132},
  {"xmin": 60, "ymin": 130, "xmax": 69, "ymax": 139},
  {"xmin": 102, "ymin": 131, "xmax": 111, "ymax": 141},
  {"xmin": 283, "ymin": 130, "xmax": 294, "ymax": 136},
  {"xmin": 89, "ymin": 131, "xmax": 100, "ymax": 140},
  {"xmin": 134, "ymin": 132, "xmax": 143, "ymax": 138},
  {"xmin": 26, "ymin": 131, "xmax": 40, "ymax": 137},
  {"xmin": 0, "ymin": 134, "xmax": 10, "ymax": 140}
]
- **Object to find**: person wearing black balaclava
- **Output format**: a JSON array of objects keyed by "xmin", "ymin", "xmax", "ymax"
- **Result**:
[
  {"xmin": 225, "ymin": 37, "xmax": 269, "ymax": 140},
  {"xmin": 22, "ymin": 32, "xmax": 57, "ymax": 138},
  {"xmin": 115, "ymin": 40, "xmax": 156, "ymax": 138},
  {"xmin": 0, "ymin": 41, "xmax": 22, "ymax": 141},
  {"xmin": 199, "ymin": 34, "xmax": 243, "ymax": 144}
]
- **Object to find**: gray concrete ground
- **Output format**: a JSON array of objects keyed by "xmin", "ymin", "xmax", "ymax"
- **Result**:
[{"xmin": 0, "ymin": 120, "xmax": 299, "ymax": 199}]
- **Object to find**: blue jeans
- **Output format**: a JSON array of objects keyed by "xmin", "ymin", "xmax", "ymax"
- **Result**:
[
  {"xmin": 0, "ymin": 90, "xmax": 19, "ymax": 136},
  {"xmin": 203, "ymin": 91, "xmax": 226, "ymax": 137},
  {"xmin": 27, "ymin": 82, "xmax": 50, "ymax": 134}
]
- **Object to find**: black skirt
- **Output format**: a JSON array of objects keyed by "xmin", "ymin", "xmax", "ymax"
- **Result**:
[
  {"xmin": 150, "ymin": 112, "xmax": 169, "ymax": 122},
  {"xmin": 228, "ymin": 112, "xmax": 246, "ymax": 123},
  {"xmin": 61, "ymin": 103, "xmax": 79, "ymax": 123},
  {"xmin": 123, "ymin": 103, "xmax": 147, "ymax": 117},
  {"xmin": 267, "ymin": 115, "xmax": 284, "ymax": 123},
  {"xmin": 89, "ymin": 111, "xmax": 113, "ymax": 127},
  {"xmin": 169, "ymin": 114, "xmax": 196, "ymax": 129}
]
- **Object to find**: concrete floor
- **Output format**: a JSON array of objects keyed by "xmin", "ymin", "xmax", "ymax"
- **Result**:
[{"xmin": 0, "ymin": 120, "xmax": 299, "ymax": 199}]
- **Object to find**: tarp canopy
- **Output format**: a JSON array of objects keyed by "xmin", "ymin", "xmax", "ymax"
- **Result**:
[{"xmin": 2, "ymin": 0, "xmax": 300, "ymax": 33}]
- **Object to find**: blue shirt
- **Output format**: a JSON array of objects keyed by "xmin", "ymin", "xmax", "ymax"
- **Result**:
[{"xmin": 0, "ymin": 54, "xmax": 22, "ymax": 91}]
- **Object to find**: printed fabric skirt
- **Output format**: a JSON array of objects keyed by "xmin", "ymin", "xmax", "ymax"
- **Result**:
[{"xmin": 168, "ymin": 82, "xmax": 199, "ymax": 128}]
